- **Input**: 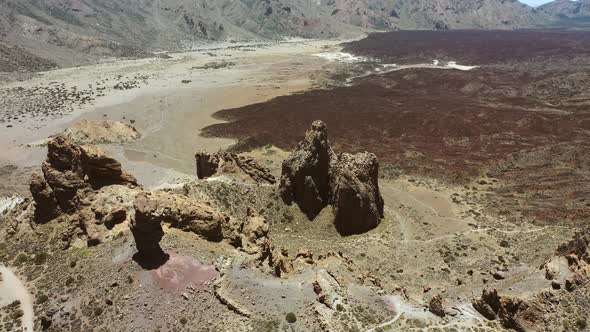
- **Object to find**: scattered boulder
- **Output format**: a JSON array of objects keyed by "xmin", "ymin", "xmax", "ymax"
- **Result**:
[
  {"xmin": 279, "ymin": 120, "xmax": 336, "ymax": 219},
  {"xmin": 133, "ymin": 191, "xmax": 229, "ymax": 242},
  {"xmin": 428, "ymin": 294, "xmax": 446, "ymax": 317},
  {"xmin": 331, "ymin": 152, "xmax": 384, "ymax": 235},
  {"xmin": 195, "ymin": 151, "xmax": 275, "ymax": 184},
  {"xmin": 279, "ymin": 120, "xmax": 384, "ymax": 235}
]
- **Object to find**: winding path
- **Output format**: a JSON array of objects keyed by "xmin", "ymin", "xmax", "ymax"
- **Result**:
[{"xmin": 0, "ymin": 265, "xmax": 34, "ymax": 331}]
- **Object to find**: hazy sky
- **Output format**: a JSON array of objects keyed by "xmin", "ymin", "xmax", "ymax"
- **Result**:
[{"xmin": 520, "ymin": 0, "xmax": 563, "ymax": 6}]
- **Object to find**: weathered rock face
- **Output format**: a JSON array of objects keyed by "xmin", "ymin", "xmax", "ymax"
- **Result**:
[
  {"xmin": 30, "ymin": 136, "xmax": 139, "ymax": 220},
  {"xmin": 279, "ymin": 120, "xmax": 336, "ymax": 220},
  {"xmin": 240, "ymin": 207, "xmax": 270, "ymax": 254},
  {"xmin": 195, "ymin": 151, "xmax": 275, "ymax": 184},
  {"xmin": 80, "ymin": 145, "xmax": 138, "ymax": 189},
  {"xmin": 130, "ymin": 195, "xmax": 168, "ymax": 268},
  {"xmin": 134, "ymin": 191, "xmax": 229, "ymax": 242},
  {"xmin": 40, "ymin": 136, "xmax": 87, "ymax": 213},
  {"xmin": 544, "ymin": 228, "xmax": 590, "ymax": 291},
  {"xmin": 29, "ymin": 173, "xmax": 60, "ymax": 223},
  {"xmin": 472, "ymin": 289, "xmax": 543, "ymax": 332},
  {"xmin": 279, "ymin": 120, "xmax": 384, "ymax": 235},
  {"xmin": 331, "ymin": 152, "xmax": 384, "ymax": 235}
]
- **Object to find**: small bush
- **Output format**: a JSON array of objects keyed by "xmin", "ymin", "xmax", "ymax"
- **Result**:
[
  {"xmin": 34, "ymin": 252, "xmax": 48, "ymax": 265},
  {"xmin": 180, "ymin": 317, "xmax": 187, "ymax": 325},
  {"xmin": 65, "ymin": 276, "xmax": 75, "ymax": 286},
  {"xmin": 285, "ymin": 312, "xmax": 297, "ymax": 324},
  {"xmin": 94, "ymin": 307, "xmax": 103, "ymax": 316},
  {"xmin": 577, "ymin": 318, "xmax": 587, "ymax": 330},
  {"xmin": 36, "ymin": 294, "xmax": 49, "ymax": 304},
  {"xmin": 16, "ymin": 253, "xmax": 28, "ymax": 264}
]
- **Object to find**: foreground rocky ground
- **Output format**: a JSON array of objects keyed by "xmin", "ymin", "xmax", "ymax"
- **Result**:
[{"xmin": 0, "ymin": 119, "xmax": 588, "ymax": 331}]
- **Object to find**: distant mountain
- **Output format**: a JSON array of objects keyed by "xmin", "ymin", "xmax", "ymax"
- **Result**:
[
  {"xmin": 0, "ymin": 0, "xmax": 549, "ymax": 71},
  {"xmin": 538, "ymin": 0, "xmax": 590, "ymax": 19}
]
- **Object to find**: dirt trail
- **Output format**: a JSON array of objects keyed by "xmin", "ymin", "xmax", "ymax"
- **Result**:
[{"xmin": 0, "ymin": 265, "xmax": 34, "ymax": 331}]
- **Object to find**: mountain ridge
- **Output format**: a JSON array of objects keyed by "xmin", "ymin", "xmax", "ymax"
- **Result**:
[{"xmin": 0, "ymin": 0, "xmax": 571, "ymax": 71}]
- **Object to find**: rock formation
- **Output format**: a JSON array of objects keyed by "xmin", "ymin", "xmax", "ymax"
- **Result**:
[
  {"xmin": 240, "ymin": 207, "xmax": 270, "ymax": 254},
  {"xmin": 279, "ymin": 120, "xmax": 384, "ymax": 235},
  {"xmin": 331, "ymin": 152, "xmax": 384, "ymax": 235},
  {"xmin": 29, "ymin": 173, "xmax": 60, "ymax": 223},
  {"xmin": 130, "ymin": 195, "xmax": 168, "ymax": 269},
  {"xmin": 195, "ymin": 151, "xmax": 275, "ymax": 184},
  {"xmin": 279, "ymin": 120, "xmax": 336, "ymax": 220},
  {"xmin": 80, "ymin": 145, "xmax": 138, "ymax": 189},
  {"xmin": 31, "ymin": 136, "xmax": 139, "ymax": 220},
  {"xmin": 472, "ymin": 289, "xmax": 542, "ymax": 332},
  {"xmin": 133, "ymin": 191, "xmax": 229, "ymax": 242},
  {"xmin": 428, "ymin": 294, "xmax": 446, "ymax": 317},
  {"xmin": 61, "ymin": 119, "xmax": 141, "ymax": 145},
  {"xmin": 544, "ymin": 228, "xmax": 590, "ymax": 291}
]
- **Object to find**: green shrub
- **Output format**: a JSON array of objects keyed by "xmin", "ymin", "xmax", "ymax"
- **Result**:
[
  {"xmin": 16, "ymin": 253, "xmax": 28, "ymax": 264},
  {"xmin": 34, "ymin": 252, "xmax": 48, "ymax": 265}
]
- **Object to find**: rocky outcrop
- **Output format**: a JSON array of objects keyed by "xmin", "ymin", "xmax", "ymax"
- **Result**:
[
  {"xmin": 428, "ymin": 294, "xmax": 446, "ymax": 318},
  {"xmin": 29, "ymin": 173, "xmax": 60, "ymax": 223},
  {"xmin": 134, "ymin": 191, "xmax": 230, "ymax": 242},
  {"xmin": 240, "ymin": 207, "xmax": 270, "ymax": 254},
  {"xmin": 80, "ymin": 145, "xmax": 138, "ymax": 189},
  {"xmin": 279, "ymin": 120, "xmax": 336, "ymax": 220},
  {"xmin": 130, "ymin": 195, "xmax": 168, "ymax": 268},
  {"xmin": 61, "ymin": 119, "xmax": 140, "ymax": 145},
  {"xmin": 331, "ymin": 152, "xmax": 384, "ymax": 235},
  {"xmin": 279, "ymin": 120, "xmax": 383, "ymax": 235},
  {"xmin": 544, "ymin": 228, "xmax": 590, "ymax": 291},
  {"xmin": 30, "ymin": 136, "xmax": 139, "ymax": 221},
  {"xmin": 472, "ymin": 289, "xmax": 543, "ymax": 332},
  {"xmin": 195, "ymin": 151, "xmax": 275, "ymax": 184}
]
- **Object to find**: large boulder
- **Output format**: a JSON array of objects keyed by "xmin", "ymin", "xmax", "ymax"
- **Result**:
[
  {"xmin": 279, "ymin": 120, "xmax": 336, "ymax": 219},
  {"xmin": 195, "ymin": 151, "xmax": 275, "ymax": 184},
  {"xmin": 134, "ymin": 191, "xmax": 229, "ymax": 242},
  {"xmin": 331, "ymin": 152, "xmax": 384, "ymax": 235}
]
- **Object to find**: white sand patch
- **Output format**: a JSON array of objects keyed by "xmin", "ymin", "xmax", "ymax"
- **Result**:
[
  {"xmin": 313, "ymin": 52, "xmax": 369, "ymax": 63},
  {"xmin": 0, "ymin": 195, "xmax": 24, "ymax": 215},
  {"xmin": 0, "ymin": 265, "xmax": 35, "ymax": 331}
]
